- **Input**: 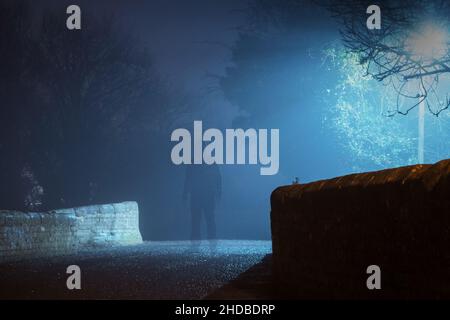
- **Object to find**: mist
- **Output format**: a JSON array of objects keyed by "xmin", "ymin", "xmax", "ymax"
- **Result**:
[{"xmin": 2, "ymin": 0, "xmax": 449, "ymax": 241}]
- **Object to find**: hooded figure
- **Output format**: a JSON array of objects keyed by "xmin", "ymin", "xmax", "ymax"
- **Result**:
[{"xmin": 183, "ymin": 164, "xmax": 222, "ymax": 240}]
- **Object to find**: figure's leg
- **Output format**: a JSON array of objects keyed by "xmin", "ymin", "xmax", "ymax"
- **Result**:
[
  {"xmin": 204, "ymin": 200, "xmax": 216, "ymax": 240},
  {"xmin": 190, "ymin": 199, "xmax": 202, "ymax": 240}
]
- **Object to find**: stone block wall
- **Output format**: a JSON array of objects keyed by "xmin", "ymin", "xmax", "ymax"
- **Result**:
[
  {"xmin": 0, "ymin": 202, "xmax": 143, "ymax": 262},
  {"xmin": 271, "ymin": 159, "xmax": 450, "ymax": 298}
]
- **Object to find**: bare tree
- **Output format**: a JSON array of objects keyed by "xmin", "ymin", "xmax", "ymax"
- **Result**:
[
  {"xmin": 0, "ymin": 2, "xmax": 190, "ymax": 210},
  {"xmin": 325, "ymin": 0, "xmax": 450, "ymax": 163},
  {"xmin": 326, "ymin": 0, "xmax": 450, "ymax": 116}
]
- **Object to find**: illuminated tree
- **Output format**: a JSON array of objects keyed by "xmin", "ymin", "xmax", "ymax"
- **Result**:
[
  {"xmin": 326, "ymin": 0, "xmax": 450, "ymax": 163},
  {"xmin": 324, "ymin": 49, "xmax": 416, "ymax": 170},
  {"xmin": 324, "ymin": 47, "xmax": 450, "ymax": 171}
]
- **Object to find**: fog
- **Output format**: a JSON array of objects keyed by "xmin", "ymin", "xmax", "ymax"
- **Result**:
[{"xmin": 2, "ymin": 0, "xmax": 449, "ymax": 241}]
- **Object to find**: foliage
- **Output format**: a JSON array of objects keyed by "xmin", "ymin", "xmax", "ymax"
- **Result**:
[
  {"xmin": 326, "ymin": 0, "xmax": 450, "ymax": 116},
  {"xmin": 324, "ymin": 47, "xmax": 450, "ymax": 171}
]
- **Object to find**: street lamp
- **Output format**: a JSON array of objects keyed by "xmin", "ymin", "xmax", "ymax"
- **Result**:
[{"xmin": 406, "ymin": 23, "xmax": 448, "ymax": 62}]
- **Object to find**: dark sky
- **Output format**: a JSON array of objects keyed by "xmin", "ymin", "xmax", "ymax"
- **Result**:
[
  {"xmin": 77, "ymin": 0, "xmax": 247, "ymax": 126},
  {"xmin": 110, "ymin": 1, "xmax": 244, "ymax": 86}
]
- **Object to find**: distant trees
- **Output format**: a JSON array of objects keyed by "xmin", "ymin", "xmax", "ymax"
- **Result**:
[
  {"xmin": 0, "ymin": 2, "xmax": 35, "ymax": 209},
  {"xmin": 224, "ymin": 2, "xmax": 333, "ymax": 124},
  {"xmin": 31, "ymin": 10, "xmax": 167, "ymax": 208},
  {"xmin": 219, "ymin": 1, "xmax": 340, "ymax": 178},
  {"xmin": 0, "ymin": 1, "xmax": 186, "ymax": 210}
]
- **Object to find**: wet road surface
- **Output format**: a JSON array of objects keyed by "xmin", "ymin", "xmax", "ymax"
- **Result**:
[{"xmin": 0, "ymin": 240, "xmax": 271, "ymax": 300}]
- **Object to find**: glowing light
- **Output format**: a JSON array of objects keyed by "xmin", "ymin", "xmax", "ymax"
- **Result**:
[{"xmin": 406, "ymin": 24, "xmax": 449, "ymax": 62}]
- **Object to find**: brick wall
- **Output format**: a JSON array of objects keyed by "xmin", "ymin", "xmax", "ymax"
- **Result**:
[
  {"xmin": 0, "ymin": 202, "xmax": 143, "ymax": 262},
  {"xmin": 271, "ymin": 159, "xmax": 450, "ymax": 298}
]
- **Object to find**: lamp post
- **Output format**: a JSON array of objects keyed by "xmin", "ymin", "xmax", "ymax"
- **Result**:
[
  {"xmin": 418, "ymin": 92, "xmax": 425, "ymax": 164},
  {"xmin": 406, "ymin": 24, "xmax": 448, "ymax": 164}
]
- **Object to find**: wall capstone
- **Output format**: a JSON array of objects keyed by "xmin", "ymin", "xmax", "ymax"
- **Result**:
[
  {"xmin": 271, "ymin": 159, "xmax": 450, "ymax": 298},
  {"xmin": 0, "ymin": 201, "xmax": 143, "ymax": 262}
]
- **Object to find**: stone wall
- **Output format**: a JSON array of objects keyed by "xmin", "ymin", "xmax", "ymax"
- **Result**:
[
  {"xmin": 0, "ymin": 202, "xmax": 143, "ymax": 262},
  {"xmin": 271, "ymin": 159, "xmax": 450, "ymax": 298}
]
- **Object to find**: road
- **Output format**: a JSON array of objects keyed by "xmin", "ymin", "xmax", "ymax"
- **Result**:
[{"xmin": 0, "ymin": 240, "xmax": 271, "ymax": 300}]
